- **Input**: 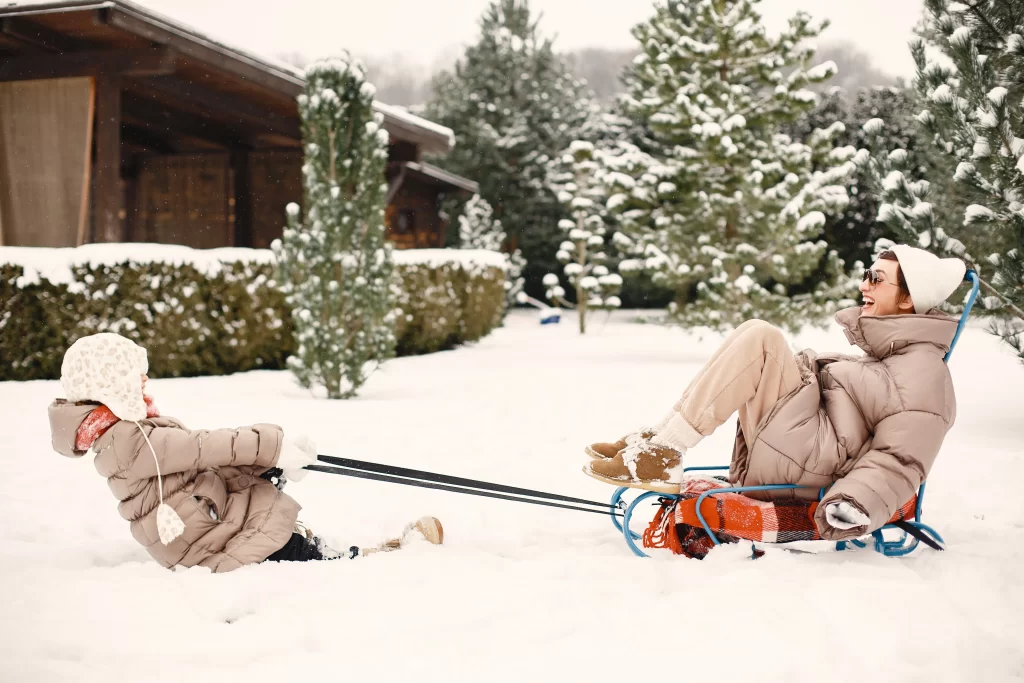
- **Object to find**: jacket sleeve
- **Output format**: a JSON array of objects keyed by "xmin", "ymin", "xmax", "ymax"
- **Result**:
[
  {"xmin": 118, "ymin": 421, "xmax": 284, "ymax": 479},
  {"xmin": 814, "ymin": 410, "xmax": 947, "ymax": 541}
]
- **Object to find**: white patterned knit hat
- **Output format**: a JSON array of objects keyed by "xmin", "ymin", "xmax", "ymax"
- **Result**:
[{"xmin": 60, "ymin": 333, "xmax": 150, "ymax": 421}]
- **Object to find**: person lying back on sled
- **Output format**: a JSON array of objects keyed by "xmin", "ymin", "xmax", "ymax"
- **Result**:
[
  {"xmin": 584, "ymin": 244, "xmax": 967, "ymax": 542},
  {"xmin": 48, "ymin": 333, "xmax": 443, "ymax": 573}
]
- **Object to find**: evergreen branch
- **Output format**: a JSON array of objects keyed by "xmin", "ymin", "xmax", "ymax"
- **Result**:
[
  {"xmin": 969, "ymin": 4, "xmax": 1005, "ymax": 41},
  {"xmin": 978, "ymin": 274, "xmax": 1024, "ymax": 320}
]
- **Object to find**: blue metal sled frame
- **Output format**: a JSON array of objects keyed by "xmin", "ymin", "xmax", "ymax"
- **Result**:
[{"xmin": 613, "ymin": 271, "xmax": 980, "ymax": 558}]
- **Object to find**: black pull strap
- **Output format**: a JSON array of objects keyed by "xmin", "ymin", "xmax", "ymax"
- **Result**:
[
  {"xmin": 316, "ymin": 454, "xmax": 617, "ymax": 510},
  {"xmin": 305, "ymin": 463, "xmax": 622, "ymax": 518},
  {"xmin": 890, "ymin": 521, "xmax": 944, "ymax": 551}
]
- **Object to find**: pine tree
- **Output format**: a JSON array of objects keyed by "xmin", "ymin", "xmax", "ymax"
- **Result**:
[
  {"xmin": 423, "ymin": 0, "xmax": 591, "ymax": 298},
  {"xmin": 545, "ymin": 141, "xmax": 623, "ymax": 333},
  {"xmin": 459, "ymin": 194, "xmax": 504, "ymax": 251},
  {"xmin": 457, "ymin": 194, "xmax": 526, "ymax": 305},
  {"xmin": 858, "ymin": 0, "xmax": 1024, "ymax": 364},
  {"xmin": 271, "ymin": 57, "xmax": 397, "ymax": 399},
  {"xmin": 605, "ymin": 0, "xmax": 861, "ymax": 332},
  {"xmin": 787, "ymin": 87, "xmax": 929, "ymax": 270}
]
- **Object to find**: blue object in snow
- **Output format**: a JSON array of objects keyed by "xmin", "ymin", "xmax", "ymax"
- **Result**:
[{"xmin": 539, "ymin": 309, "xmax": 561, "ymax": 325}]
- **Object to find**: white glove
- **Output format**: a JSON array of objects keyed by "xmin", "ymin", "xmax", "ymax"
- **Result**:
[
  {"xmin": 277, "ymin": 434, "xmax": 318, "ymax": 482},
  {"xmin": 825, "ymin": 501, "xmax": 870, "ymax": 530}
]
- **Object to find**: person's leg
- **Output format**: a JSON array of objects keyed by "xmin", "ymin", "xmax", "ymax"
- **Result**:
[
  {"xmin": 654, "ymin": 319, "xmax": 803, "ymax": 451},
  {"xmin": 586, "ymin": 320, "xmax": 802, "ymax": 489},
  {"xmin": 264, "ymin": 533, "xmax": 358, "ymax": 563}
]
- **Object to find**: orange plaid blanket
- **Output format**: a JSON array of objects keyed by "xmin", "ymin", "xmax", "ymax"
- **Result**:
[{"xmin": 642, "ymin": 477, "xmax": 918, "ymax": 558}]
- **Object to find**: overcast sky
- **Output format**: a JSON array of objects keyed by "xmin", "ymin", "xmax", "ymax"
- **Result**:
[{"xmin": 124, "ymin": 0, "xmax": 925, "ymax": 78}]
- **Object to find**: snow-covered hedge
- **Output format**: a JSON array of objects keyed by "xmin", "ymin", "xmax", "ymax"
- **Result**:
[{"xmin": 0, "ymin": 245, "xmax": 506, "ymax": 382}]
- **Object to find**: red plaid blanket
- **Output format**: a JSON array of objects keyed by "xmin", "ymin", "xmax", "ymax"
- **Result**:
[{"xmin": 642, "ymin": 477, "xmax": 918, "ymax": 559}]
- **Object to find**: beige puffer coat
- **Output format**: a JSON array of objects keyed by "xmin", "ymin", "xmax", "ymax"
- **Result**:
[
  {"xmin": 48, "ymin": 402, "xmax": 300, "ymax": 572},
  {"xmin": 729, "ymin": 307, "xmax": 958, "ymax": 541}
]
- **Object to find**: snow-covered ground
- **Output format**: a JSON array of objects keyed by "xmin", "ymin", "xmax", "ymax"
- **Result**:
[{"xmin": 2, "ymin": 310, "xmax": 1022, "ymax": 682}]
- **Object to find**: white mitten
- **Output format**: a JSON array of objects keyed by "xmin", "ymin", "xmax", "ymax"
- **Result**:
[
  {"xmin": 277, "ymin": 434, "xmax": 318, "ymax": 482},
  {"xmin": 825, "ymin": 501, "xmax": 870, "ymax": 530}
]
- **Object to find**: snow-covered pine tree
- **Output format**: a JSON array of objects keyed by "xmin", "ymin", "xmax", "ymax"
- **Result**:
[
  {"xmin": 459, "ymin": 194, "xmax": 504, "ymax": 251},
  {"xmin": 857, "ymin": 0, "xmax": 1024, "ymax": 364},
  {"xmin": 423, "ymin": 0, "xmax": 591, "ymax": 297},
  {"xmin": 271, "ymin": 57, "xmax": 397, "ymax": 399},
  {"xmin": 458, "ymin": 194, "xmax": 526, "ymax": 305},
  {"xmin": 605, "ymin": 0, "xmax": 861, "ymax": 332},
  {"xmin": 787, "ymin": 87, "xmax": 928, "ymax": 270},
  {"xmin": 544, "ymin": 141, "xmax": 623, "ymax": 333}
]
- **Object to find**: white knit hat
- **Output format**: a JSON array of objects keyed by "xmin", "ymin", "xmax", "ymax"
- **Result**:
[
  {"xmin": 60, "ymin": 333, "xmax": 149, "ymax": 421},
  {"xmin": 889, "ymin": 245, "xmax": 967, "ymax": 314}
]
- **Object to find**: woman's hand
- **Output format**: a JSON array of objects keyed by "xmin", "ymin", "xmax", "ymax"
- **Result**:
[{"xmin": 825, "ymin": 501, "xmax": 870, "ymax": 530}]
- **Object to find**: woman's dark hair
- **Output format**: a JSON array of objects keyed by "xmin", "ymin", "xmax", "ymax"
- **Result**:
[{"xmin": 877, "ymin": 250, "xmax": 910, "ymax": 296}]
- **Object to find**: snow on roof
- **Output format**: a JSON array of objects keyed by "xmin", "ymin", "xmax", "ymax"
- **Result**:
[
  {"xmin": 373, "ymin": 102, "xmax": 456, "ymax": 150},
  {"xmin": 403, "ymin": 161, "xmax": 478, "ymax": 193}
]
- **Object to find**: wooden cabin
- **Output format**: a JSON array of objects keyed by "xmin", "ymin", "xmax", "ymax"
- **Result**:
[{"xmin": 0, "ymin": 0, "xmax": 478, "ymax": 251}]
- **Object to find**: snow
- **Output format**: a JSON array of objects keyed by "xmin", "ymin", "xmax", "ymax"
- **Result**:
[
  {"xmin": 2, "ymin": 310, "xmax": 1022, "ymax": 682},
  {"xmin": 949, "ymin": 26, "xmax": 973, "ymax": 48},
  {"xmin": 863, "ymin": 118, "xmax": 885, "ymax": 134},
  {"xmin": 796, "ymin": 211, "xmax": 826, "ymax": 232},
  {"xmin": 973, "ymin": 137, "xmax": 992, "ymax": 159},
  {"xmin": 955, "ymin": 162, "xmax": 977, "ymax": 182},
  {"xmin": 987, "ymin": 87, "xmax": 1009, "ymax": 107},
  {"xmin": 805, "ymin": 61, "xmax": 838, "ymax": 80},
  {"xmin": 372, "ymin": 101, "xmax": 456, "ymax": 149},
  {"xmin": 883, "ymin": 171, "xmax": 906, "ymax": 192},
  {"xmin": 0, "ymin": 243, "xmax": 275, "ymax": 285},
  {"xmin": 0, "ymin": 244, "xmax": 509, "ymax": 283},
  {"xmin": 931, "ymin": 84, "xmax": 954, "ymax": 104},
  {"xmin": 964, "ymin": 204, "xmax": 997, "ymax": 224}
]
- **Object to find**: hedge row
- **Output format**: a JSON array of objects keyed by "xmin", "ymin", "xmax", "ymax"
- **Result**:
[{"xmin": 0, "ymin": 247, "xmax": 507, "ymax": 382}]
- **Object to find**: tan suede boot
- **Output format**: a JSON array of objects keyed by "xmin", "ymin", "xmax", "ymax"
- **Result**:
[
  {"xmin": 585, "ymin": 429, "xmax": 655, "ymax": 460},
  {"xmin": 583, "ymin": 439, "xmax": 684, "ymax": 493},
  {"xmin": 362, "ymin": 516, "xmax": 444, "ymax": 556}
]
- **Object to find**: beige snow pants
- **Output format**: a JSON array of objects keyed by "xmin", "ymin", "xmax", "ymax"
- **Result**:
[{"xmin": 654, "ymin": 320, "xmax": 803, "ymax": 451}]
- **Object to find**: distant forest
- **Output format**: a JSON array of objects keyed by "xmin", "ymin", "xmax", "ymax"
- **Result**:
[{"xmin": 279, "ymin": 41, "xmax": 899, "ymax": 108}]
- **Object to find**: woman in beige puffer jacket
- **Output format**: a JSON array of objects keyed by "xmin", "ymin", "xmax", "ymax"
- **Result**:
[
  {"xmin": 48, "ymin": 333, "xmax": 442, "ymax": 572},
  {"xmin": 585, "ymin": 245, "xmax": 968, "ymax": 542}
]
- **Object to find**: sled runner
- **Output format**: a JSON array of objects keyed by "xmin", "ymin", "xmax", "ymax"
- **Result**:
[{"xmin": 611, "ymin": 270, "xmax": 981, "ymax": 559}]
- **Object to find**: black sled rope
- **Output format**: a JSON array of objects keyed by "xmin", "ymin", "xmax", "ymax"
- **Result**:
[{"xmin": 306, "ymin": 455, "xmax": 622, "ymax": 518}]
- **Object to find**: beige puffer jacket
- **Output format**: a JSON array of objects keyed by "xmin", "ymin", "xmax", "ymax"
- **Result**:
[
  {"xmin": 48, "ymin": 402, "xmax": 300, "ymax": 572},
  {"xmin": 729, "ymin": 307, "xmax": 958, "ymax": 541}
]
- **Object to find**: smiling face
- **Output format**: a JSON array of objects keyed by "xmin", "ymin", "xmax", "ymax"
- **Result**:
[{"xmin": 859, "ymin": 258, "xmax": 914, "ymax": 317}]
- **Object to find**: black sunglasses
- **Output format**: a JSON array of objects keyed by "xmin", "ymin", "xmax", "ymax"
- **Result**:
[{"xmin": 862, "ymin": 269, "xmax": 900, "ymax": 288}]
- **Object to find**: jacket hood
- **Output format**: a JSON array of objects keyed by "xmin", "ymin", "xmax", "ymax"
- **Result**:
[
  {"xmin": 834, "ymin": 306, "xmax": 958, "ymax": 359},
  {"xmin": 60, "ymin": 333, "xmax": 149, "ymax": 421},
  {"xmin": 48, "ymin": 400, "xmax": 99, "ymax": 457}
]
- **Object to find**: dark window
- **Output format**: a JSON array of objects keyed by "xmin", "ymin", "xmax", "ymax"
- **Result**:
[{"xmin": 396, "ymin": 209, "xmax": 415, "ymax": 234}]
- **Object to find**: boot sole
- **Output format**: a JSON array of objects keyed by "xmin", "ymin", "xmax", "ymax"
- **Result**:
[{"xmin": 582, "ymin": 464, "xmax": 681, "ymax": 494}]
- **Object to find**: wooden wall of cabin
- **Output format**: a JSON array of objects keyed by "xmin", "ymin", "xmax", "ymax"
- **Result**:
[
  {"xmin": 385, "ymin": 177, "xmax": 444, "ymax": 249},
  {"xmin": 120, "ymin": 151, "xmax": 446, "ymax": 251},
  {"xmin": 127, "ymin": 153, "xmax": 233, "ymax": 249},
  {"xmin": 248, "ymin": 149, "xmax": 302, "ymax": 249}
]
